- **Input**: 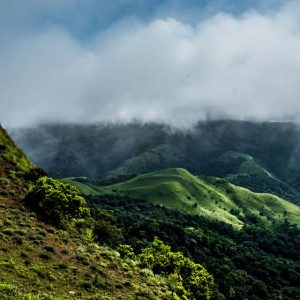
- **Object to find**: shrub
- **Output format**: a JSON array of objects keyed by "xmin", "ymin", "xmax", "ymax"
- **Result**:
[
  {"xmin": 0, "ymin": 283, "xmax": 17, "ymax": 296},
  {"xmin": 13, "ymin": 236, "xmax": 23, "ymax": 245},
  {"xmin": 81, "ymin": 280, "xmax": 93, "ymax": 291},
  {"xmin": 25, "ymin": 177, "xmax": 90, "ymax": 226},
  {"xmin": 30, "ymin": 266, "xmax": 56, "ymax": 281},
  {"xmin": 117, "ymin": 244, "xmax": 135, "ymax": 259},
  {"xmin": 44, "ymin": 245, "xmax": 55, "ymax": 253},
  {"xmin": 61, "ymin": 249, "xmax": 69, "ymax": 255},
  {"xmin": 139, "ymin": 238, "xmax": 215, "ymax": 300},
  {"xmin": 24, "ymin": 167, "xmax": 46, "ymax": 181},
  {"xmin": 39, "ymin": 252, "xmax": 52, "ymax": 260},
  {"xmin": 93, "ymin": 211, "xmax": 121, "ymax": 246}
]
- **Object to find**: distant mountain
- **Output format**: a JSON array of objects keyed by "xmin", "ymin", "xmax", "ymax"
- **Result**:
[{"xmin": 12, "ymin": 120, "xmax": 300, "ymax": 203}]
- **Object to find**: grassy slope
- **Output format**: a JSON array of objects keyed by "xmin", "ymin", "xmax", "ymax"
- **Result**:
[
  {"xmin": 109, "ymin": 147, "xmax": 300, "ymax": 205},
  {"xmin": 0, "ymin": 198, "xmax": 170, "ymax": 299},
  {"xmin": 201, "ymin": 151, "xmax": 300, "ymax": 204},
  {"xmin": 0, "ymin": 124, "xmax": 35, "ymax": 201},
  {"xmin": 0, "ymin": 126, "xmax": 170, "ymax": 299},
  {"xmin": 109, "ymin": 144, "xmax": 183, "ymax": 177},
  {"xmin": 0, "ymin": 125, "xmax": 34, "ymax": 174},
  {"xmin": 61, "ymin": 177, "xmax": 105, "ymax": 196},
  {"xmin": 68, "ymin": 168, "xmax": 300, "ymax": 229}
]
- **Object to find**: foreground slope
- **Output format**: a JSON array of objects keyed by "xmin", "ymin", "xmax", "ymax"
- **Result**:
[
  {"xmin": 66, "ymin": 168, "xmax": 300, "ymax": 228},
  {"xmin": 0, "ymin": 125, "xmax": 172, "ymax": 299}
]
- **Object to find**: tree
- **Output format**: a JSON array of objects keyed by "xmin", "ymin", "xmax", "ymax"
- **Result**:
[{"xmin": 25, "ymin": 176, "xmax": 90, "ymax": 226}]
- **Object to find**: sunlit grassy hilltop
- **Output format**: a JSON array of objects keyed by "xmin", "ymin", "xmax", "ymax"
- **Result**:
[{"xmin": 64, "ymin": 168, "xmax": 300, "ymax": 229}]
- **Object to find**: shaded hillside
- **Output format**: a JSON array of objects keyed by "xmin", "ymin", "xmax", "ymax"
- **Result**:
[
  {"xmin": 64, "ymin": 168, "xmax": 300, "ymax": 229},
  {"xmin": 199, "ymin": 151, "xmax": 300, "ymax": 203},
  {"xmin": 13, "ymin": 120, "xmax": 300, "ymax": 203},
  {"xmin": 109, "ymin": 144, "xmax": 183, "ymax": 177}
]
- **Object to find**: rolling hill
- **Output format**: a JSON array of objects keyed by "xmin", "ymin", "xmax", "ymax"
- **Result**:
[
  {"xmin": 109, "ymin": 144, "xmax": 183, "ymax": 177},
  {"xmin": 64, "ymin": 168, "xmax": 300, "ymax": 229},
  {"xmin": 200, "ymin": 151, "xmax": 300, "ymax": 203}
]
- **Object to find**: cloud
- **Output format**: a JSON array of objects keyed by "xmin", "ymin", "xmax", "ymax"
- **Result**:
[{"xmin": 1, "ymin": 1, "xmax": 300, "ymax": 127}]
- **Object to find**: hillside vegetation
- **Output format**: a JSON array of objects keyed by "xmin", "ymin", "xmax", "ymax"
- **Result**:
[
  {"xmin": 86, "ymin": 193, "xmax": 300, "ymax": 300},
  {"xmin": 2, "ymin": 125, "xmax": 217, "ymax": 299},
  {"xmin": 65, "ymin": 168, "xmax": 300, "ymax": 229},
  {"xmin": 0, "ymin": 125, "xmax": 34, "ymax": 174},
  {"xmin": 2, "ymin": 123, "xmax": 300, "ymax": 299}
]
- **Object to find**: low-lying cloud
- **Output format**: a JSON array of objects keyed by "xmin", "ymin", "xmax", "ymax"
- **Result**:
[{"xmin": 1, "ymin": 2, "xmax": 300, "ymax": 127}]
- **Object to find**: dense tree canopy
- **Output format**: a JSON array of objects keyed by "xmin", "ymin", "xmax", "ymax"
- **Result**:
[{"xmin": 88, "ymin": 194, "xmax": 300, "ymax": 300}]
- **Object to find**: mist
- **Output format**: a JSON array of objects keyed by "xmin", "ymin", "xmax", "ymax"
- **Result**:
[{"xmin": 1, "ymin": 1, "xmax": 300, "ymax": 127}]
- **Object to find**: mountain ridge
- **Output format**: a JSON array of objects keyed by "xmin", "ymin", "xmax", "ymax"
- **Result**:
[{"xmin": 13, "ymin": 120, "xmax": 300, "ymax": 204}]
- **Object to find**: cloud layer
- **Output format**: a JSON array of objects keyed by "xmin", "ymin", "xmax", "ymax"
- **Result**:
[{"xmin": 1, "ymin": 1, "xmax": 300, "ymax": 127}]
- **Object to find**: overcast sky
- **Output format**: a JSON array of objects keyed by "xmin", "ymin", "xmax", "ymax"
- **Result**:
[{"xmin": 1, "ymin": 0, "xmax": 300, "ymax": 127}]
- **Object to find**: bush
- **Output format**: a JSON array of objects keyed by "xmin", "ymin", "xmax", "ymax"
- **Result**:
[
  {"xmin": 139, "ymin": 238, "xmax": 215, "ymax": 300},
  {"xmin": 24, "ymin": 167, "xmax": 46, "ymax": 181},
  {"xmin": 25, "ymin": 177, "xmax": 90, "ymax": 226},
  {"xmin": 93, "ymin": 210, "xmax": 121, "ymax": 246},
  {"xmin": 117, "ymin": 244, "xmax": 135, "ymax": 259}
]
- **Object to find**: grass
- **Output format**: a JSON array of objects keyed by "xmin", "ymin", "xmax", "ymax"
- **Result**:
[
  {"xmin": 0, "ymin": 197, "xmax": 171, "ymax": 299},
  {"xmin": 201, "ymin": 150, "xmax": 300, "ymax": 204},
  {"xmin": 0, "ymin": 125, "xmax": 34, "ymax": 174},
  {"xmin": 67, "ymin": 168, "xmax": 300, "ymax": 229},
  {"xmin": 109, "ymin": 144, "xmax": 182, "ymax": 177},
  {"xmin": 61, "ymin": 178, "xmax": 105, "ymax": 196}
]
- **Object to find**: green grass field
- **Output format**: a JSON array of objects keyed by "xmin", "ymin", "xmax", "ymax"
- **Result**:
[{"xmin": 65, "ymin": 168, "xmax": 300, "ymax": 229}]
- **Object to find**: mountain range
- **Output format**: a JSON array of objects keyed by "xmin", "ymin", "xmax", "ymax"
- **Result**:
[
  {"xmin": 13, "ymin": 120, "xmax": 300, "ymax": 204},
  {"xmin": 2, "ymin": 120, "xmax": 300, "ymax": 299}
]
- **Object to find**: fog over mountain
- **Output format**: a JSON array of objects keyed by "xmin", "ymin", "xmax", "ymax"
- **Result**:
[
  {"xmin": 11, "ymin": 120, "xmax": 300, "ymax": 206},
  {"xmin": 1, "ymin": 0, "xmax": 300, "ymax": 127}
]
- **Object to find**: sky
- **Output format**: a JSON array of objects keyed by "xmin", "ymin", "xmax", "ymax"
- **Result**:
[{"xmin": 1, "ymin": 0, "xmax": 300, "ymax": 127}]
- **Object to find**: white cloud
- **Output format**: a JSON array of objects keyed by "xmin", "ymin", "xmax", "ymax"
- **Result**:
[{"xmin": 2, "ymin": 4, "xmax": 300, "ymax": 127}]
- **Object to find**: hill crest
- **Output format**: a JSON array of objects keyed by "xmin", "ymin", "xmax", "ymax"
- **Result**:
[{"xmin": 65, "ymin": 168, "xmax": 300, "ymax": 229}]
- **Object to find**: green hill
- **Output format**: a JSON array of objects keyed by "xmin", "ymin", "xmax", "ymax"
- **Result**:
[
  {"xmin": 67, "ymin": 168, "xmax": 300, "ymax": 229},
  {"xmin": 109, "ymin": 144, "xmax": 183, "ymax": 177},
  {"xmin": 200, "ymin": 151, "xmax": 300, "ymax": 204},
  {"xmin": 61, "ymin": 177, "xmax": 106, "ymax": 196}
]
